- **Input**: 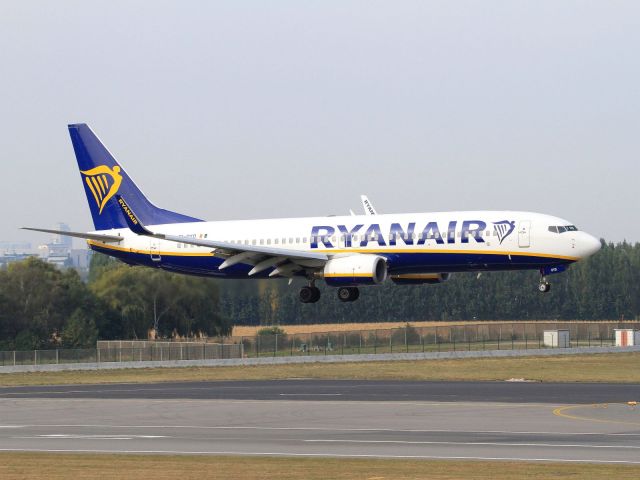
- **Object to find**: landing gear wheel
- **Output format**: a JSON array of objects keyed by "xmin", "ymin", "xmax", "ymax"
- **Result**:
[
  {"xmin": 299, "ymin": 286, "xmax": 321, "ymax": 303},
  {"xmin": 337, "ymin": 287, "xmax": 360, "ymax": 302},
  {"xmin": 538, "ymin": 282, "xmax": 551, "ymax": 293}
]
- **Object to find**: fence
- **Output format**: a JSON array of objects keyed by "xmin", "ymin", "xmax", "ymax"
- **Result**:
[
  {"xmin": 0, "ymin": 342, "xmax": 242, "ymax": 367},
  {"xmin": 1, "ymin": 321, "xmax": 638, "ymax": 368},
  {"xmin": 221, "ymin": 321, "xmax": 639, "ymax": 358}
]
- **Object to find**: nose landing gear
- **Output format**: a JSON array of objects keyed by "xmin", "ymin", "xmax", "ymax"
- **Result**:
[{"xmin": 538, "ymin": 269, "xmax": 551, "ymax": 293}]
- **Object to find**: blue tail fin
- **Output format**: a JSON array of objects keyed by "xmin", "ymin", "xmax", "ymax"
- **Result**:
[{"xmin": 68, "ymin": 124, "xmax": 203, "ymax": 230}]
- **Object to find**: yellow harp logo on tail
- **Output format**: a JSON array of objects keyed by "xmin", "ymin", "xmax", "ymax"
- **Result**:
[{"xmin": 80, "ymin": 165, "xmax": 123, "ymax": 214}]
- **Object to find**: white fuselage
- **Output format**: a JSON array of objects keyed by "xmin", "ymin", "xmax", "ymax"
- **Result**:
[{"xmin": 88, "ymin": 210, "xmax": 601, "ymax": 278}]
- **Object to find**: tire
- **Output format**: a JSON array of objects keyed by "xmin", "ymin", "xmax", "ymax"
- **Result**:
[
  {"xmin": 338, "ymin": 287, "xmax": 353, "ymax": 302},
  {"xmin": 338, "ymin": 287, "xmax": 359, "ymax": 302},
  {"xmin": 299, "ymin": 286, "xmax": 315, "ymax": 303},
  {"xmin": 538, "ymin": 283, "xmax": 550, "ymax": 293}
]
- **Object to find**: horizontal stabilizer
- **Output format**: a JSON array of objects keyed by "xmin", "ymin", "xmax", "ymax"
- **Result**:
[{"xmin": 22, "ymin": 227, "xmax": 123, "ymax": 243}]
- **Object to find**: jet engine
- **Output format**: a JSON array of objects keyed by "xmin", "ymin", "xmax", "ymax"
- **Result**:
[{"xmin": 319, "ymin": 254, "xmax": 388, "ymax": 287}]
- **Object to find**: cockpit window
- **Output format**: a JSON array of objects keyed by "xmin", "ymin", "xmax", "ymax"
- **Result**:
[{"xmin": 548, "ymin": 225, "xmax": 578, "ymax": 234}]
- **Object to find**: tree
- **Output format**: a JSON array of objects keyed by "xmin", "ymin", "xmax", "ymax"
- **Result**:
[{"xmin": 62, "ymin": 310, "xmax": 99, "ymax": 348}]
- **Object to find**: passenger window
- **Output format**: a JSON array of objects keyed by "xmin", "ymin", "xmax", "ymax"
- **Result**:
[
  {"xmin": 267, "ymin": 239, "xmax": 271, "ymax": 245},
  {"xmin": 274, "ymin": 239, "xmax": 279, "ymax": 245}
]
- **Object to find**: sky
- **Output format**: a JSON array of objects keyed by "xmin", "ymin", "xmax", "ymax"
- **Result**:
[{"xmin": 1, "ymin": 1, "xmax": 638, "ymax": 247}]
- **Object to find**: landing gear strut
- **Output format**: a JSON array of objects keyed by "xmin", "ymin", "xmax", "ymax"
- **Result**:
[
  {"xmin": 538, "ymin": 270, "xmax": 551, "ymax": 293},
  {"xmin": 337, "ymin": 287, "xmax": 360, "ymax": 302},
  {"xmin": 299, "ymin": 285, "xmax": 321, "ymax": 303}
]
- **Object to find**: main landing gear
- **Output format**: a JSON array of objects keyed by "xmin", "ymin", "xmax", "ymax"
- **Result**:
[
  {"xmin": 538, "ymin": 270, "xmax": 551, "ymax": 293},
  {"xmin": 299, "ymin": 284, "xmax": 321, "ymax": 303},
  {"xmin": 337, "ymin": 287, "xmax": 360, "ymax": 302},
  {"xmin": 299, "ymin": 283, "xmax": 361, "ymax": 303}
]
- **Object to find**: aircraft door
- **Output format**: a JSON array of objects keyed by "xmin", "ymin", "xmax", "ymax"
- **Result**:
[
  {"xmin": 150, "ymin": 239, "xmax": 161, "ymax": 262},
  {"xmin": 518, "ymin": 221, "xmax": 531, "ymax": 248}
]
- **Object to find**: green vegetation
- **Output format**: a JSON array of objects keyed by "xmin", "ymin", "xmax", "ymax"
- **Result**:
[
  {"xmin": 220, "ymin": 240, "xmax": 640, "ymax": 325},
  {"xmin": 0, "ymin": 240, "xmax": 639, "ymax": 348},
  {"xmin": 0, "ymin": 255, "xmax": 230, "ymax": 350},
  {"xmin": 1, "ymin": 453, "xmax": 639, "ymax": 480},
  {"xmin": 2, "ymin": 352, "xmax": 640, "ymax": 386}
]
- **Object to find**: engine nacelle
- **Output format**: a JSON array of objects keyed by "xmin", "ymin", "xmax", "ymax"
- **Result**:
[
  {"xmin": 320, "ymin": 254, "xmax": 388, "ymax": 287},
  {"xmin": 390, "ymin": 273, "xmax": 451, "ymax": 285}
]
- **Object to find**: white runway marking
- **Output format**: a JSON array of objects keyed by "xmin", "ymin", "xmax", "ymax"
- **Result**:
[
  {"xmin": 0, "ymin": 447, "xmax": 639, "ymax": 464},
  {"xmin": 279, "ymin": 393, "xmax": 343, "ymax": 396},
  {"xmin": 305, "ymin": 439, "xmax": 640, "ymax": 449},
  {"xmin": 2, "ymin": 424, "xmax": 640, "ymax": 437},
  {"xmin": 14, "ymin": 434, "xmax": 167, "ymax": 440}
]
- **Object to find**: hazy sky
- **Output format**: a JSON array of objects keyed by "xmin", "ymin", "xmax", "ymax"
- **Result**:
[{"xmin": 1, "ymin": 1, "xmax": 638, "ymax": 247}]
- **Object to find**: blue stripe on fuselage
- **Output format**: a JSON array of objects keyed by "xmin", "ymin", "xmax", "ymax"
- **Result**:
[{"xmin": 89, "ymin": 244, "xmax": 575, "ymax": 278}]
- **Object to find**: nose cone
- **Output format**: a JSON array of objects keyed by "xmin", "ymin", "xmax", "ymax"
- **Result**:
[{"xmin": 578, "ymin": 232, "xmax": 601, "ymax": 258}]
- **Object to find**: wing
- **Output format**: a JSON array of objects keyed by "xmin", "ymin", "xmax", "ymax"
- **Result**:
[
  {"xmin": 115, "ymin": 195, "xmax": 327, "ymax": 277},
  {"xmin": 22, "ymin": 227, "xmax": 123, "ymax": 243}
]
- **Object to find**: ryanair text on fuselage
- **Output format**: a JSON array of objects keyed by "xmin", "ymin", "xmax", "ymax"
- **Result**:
[{"xmin": 310, "ymin": 220, "xmax": 515, "ymax": 249}]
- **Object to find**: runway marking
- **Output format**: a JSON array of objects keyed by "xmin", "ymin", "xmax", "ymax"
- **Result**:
[
  {"xmin": 0, "ymin": 397, "xmax": 564, "ymax": 408},
  {"xmin": 279, "ymin": 393, "xmax": 343, "ymax": 396},
  {"xmin": 305, "ymin": 439, "xmax": 640, "ymax": 449},
  {"xmin": 0, "ymin": 447, "xmax": 640, "ymax": 464},
  {"xmin": 2, "ymin": 424, "xmax": 640, "ymax": 436},
  {"xmin": 553, "ymin": 405, "xmax": 640, "ymax": 427}
]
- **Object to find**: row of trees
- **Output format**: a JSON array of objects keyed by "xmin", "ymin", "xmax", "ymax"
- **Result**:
[
  {"xmin": 218, "ymin": 240, "xmax": 640, "ymax": 324},
  {"xmin": 0, "ymin": 255, "xmax": 230, "ymax": 350},
  {"xmin": 0, "ymin": 240, "xmax": 638, "ymax": 349}
]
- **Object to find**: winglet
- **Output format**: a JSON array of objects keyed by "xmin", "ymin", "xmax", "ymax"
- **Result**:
[
  {"xmin": 360, "ymin": 195, "xmax": 378, "ymax": 215},
  {"xmin": 115, "ymin": 195, "xmax": 152, "ymax": 235}
]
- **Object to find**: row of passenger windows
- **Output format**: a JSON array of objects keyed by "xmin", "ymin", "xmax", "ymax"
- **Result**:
[
  {"xmin": 548, "ymin": 225, "xmax": 578, "ymax": 234},
  {"xmin": 178, "ymin": 229, "xmax": 505, "ymax": 247}
]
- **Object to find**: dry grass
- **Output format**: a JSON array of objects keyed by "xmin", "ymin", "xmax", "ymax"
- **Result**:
[
  {"xmin": 0, "ymin": 453, "xmax": 639, "ymax": 480},
  {"xmin": 231, "ymin": 320, "xmax": 639, "ymax": 336},
  {"xmin": 2, "ymin": 352, "xmax": 640, "ymax": 386}
]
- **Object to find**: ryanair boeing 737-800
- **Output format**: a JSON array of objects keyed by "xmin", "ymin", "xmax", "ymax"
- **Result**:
[{"xmin": 25, "ymin": 124, "xmax": 601, "ymax": 303}]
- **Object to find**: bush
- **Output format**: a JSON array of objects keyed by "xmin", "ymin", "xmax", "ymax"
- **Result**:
[{"xmin": 257, "ymin": 326, "xmax": 286, "ymax": 336}]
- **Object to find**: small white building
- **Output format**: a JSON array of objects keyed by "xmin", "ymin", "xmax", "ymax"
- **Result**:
[
  {"xmin": 543, "ymin": 329, "xmax": 570, "ymax": 348},
  {"xmin": 615, "ymin": 329, "xmax": 640, "ymax": 347}
]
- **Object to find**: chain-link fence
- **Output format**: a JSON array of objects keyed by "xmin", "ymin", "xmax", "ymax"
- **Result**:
[
  {"xmin": 1, "ymin": 321, "xmax": 638, "ymax": 367},
  {"xmin": 0, "ymin": 342, "xmax": 242, "ymax": 367},
  {"xmin": 227, "ymin": 321, "xmax": 640, "ymax": 358}
]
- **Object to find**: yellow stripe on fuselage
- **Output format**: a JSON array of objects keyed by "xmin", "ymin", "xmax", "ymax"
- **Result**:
[
  {"xmin": 87, "ymin": 240, "xmax": 215, "ymax": 257},
  {"xmin": 317, "ymin": 247, "xmax": 579, "ymax": 261},
  {"xmin": 87, "ymin": 240, "xmax": 579, "ymax": 262},
  {"xmin": 324, "ymin": 273, "xmax": 373, "ymax": 278}
]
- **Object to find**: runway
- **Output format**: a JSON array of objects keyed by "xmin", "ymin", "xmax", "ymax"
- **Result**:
[
  {"xmin": 1, "ymin": 380, "xmax": 640, "ymax": 464},
  {"xmin": 2, "ymin": 379, "xmax": 640, "ymax": 403}
]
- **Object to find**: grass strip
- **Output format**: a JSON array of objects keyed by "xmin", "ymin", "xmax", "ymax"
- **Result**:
[
  {"xmin": 1, "ymin": 352, "xmax": 639, "ymax": 386},
  {"xmin": 1, "ymin": 453, "xmax": 639, "ymax": 480}
]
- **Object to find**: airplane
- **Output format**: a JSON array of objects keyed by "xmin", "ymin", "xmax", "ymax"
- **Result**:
[{"xmin": 24, "ymin": 124, "xmax": 601, "ymax": 303}]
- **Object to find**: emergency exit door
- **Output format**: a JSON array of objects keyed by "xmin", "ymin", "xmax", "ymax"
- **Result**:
[
  {"xmin": 518, "ymin": 221, "xmax": 531, "ymax": 248},
  {"xmin": 150, "ymin": 240, "xmax": 161, "ymax": 262}
]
